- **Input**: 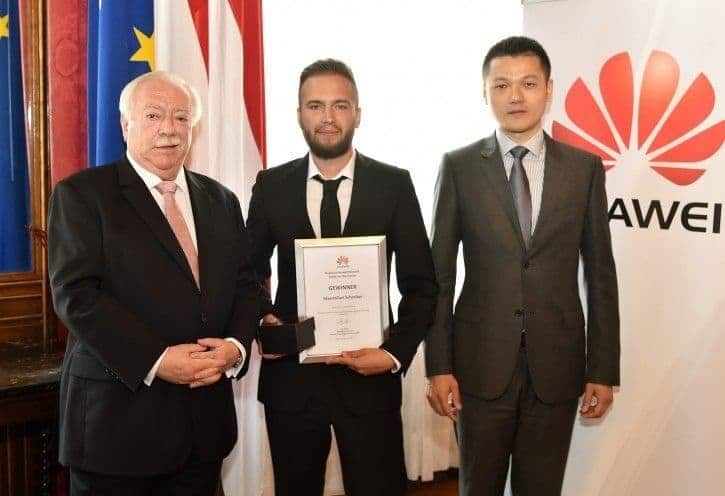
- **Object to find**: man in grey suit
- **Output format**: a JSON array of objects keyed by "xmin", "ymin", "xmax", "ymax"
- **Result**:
[{"xmin": 425, "ymin": 36, "xmax": 620, "ymax": 495}]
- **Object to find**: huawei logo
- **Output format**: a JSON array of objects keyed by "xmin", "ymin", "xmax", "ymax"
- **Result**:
[
  {"xmin": 336, "ymin": 255, "xmax": 349, "ymax": 268},
  {"xmin": 553, "ymin": 51, "xmax": 725, "ymax": 186}
]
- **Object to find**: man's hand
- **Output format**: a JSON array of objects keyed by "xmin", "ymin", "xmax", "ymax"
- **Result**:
[
  {"xmin": 426, "ymin": 374, "xmax": 462, "ymax": 421},
  {"xmin": 156, "ymin": 343, "xmax": 225, "ymax": 386},
  {"xmin": 325, "ymin": 348, "xmax": 395, "ymax": 375},
  {"xmin": 580, "ymin": 382, "xmax": 614, "ymax": 418},
  {"xmin": 258, "ymin": 313, "xmax": 286, "ymax": 360},
  {"xmin": 186, "ymin": 338, "xmax": 243, "ymax": 388}
]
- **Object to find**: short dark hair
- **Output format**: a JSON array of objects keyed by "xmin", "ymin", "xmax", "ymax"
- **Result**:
[
  {"xmin": 482, "ymin": 36, "xmax": 551, "ymax": 81},
  {"xmin": 298, "ymin": 58, "xmax": 358, "ymax": 104}
]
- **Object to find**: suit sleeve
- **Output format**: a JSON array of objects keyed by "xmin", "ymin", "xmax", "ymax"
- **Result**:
[
  {"xmin": 581, "ymin": 159, "xmax": 620, "ymax": 386},
  {"xmin": 424, "ymin": 154, "xmax": 460, "ymax": 377},
  {"xmin": 224, "ymin": 190, "xmax": 268, "ymax": 378},
  {"xmin": 246, "ymin": 170, "xmax": 276, "ymax": 317},
  {"xmin": 380, "ymin": 170, "xmax": 438, "ymax": 374},
  {"xmin": 48, "ymin": 180, "xmax": 167, "ymax": 391}
]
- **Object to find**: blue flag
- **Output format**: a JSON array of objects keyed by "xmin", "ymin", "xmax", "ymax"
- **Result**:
[
  {"xmin": 88, "ymin": 0, "xmax": 154, "ymax": 167},
  {"xmin": 0, "ymin": 0, "xmax": 31, "ymax": 272}
]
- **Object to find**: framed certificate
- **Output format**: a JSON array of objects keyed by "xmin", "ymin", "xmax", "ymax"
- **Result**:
[{"xmin": 294, "ymin": 236, "xmax": 389, "ymax": 364}]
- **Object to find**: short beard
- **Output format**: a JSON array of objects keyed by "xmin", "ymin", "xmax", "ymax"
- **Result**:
[{"xmin": 302, "ymin": 127, "xmax": 355, "ymax": 160}]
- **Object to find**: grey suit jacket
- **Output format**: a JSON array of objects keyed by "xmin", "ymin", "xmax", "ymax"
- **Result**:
[{"xmin": 424, "ymin": 133, "xmax": 620, "ymax": 404}]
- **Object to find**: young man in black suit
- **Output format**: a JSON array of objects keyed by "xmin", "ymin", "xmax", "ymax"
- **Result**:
[{"xmin": 247, "ymin": 59, "xmax": 438, "ymax": 496}]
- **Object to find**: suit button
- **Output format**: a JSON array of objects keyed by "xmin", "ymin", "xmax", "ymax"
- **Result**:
[
  {"xmin": 514, "ymin": 309, "xmax": 523, "ymax": 317},
  {"xmin": 523, "ymin": 261, "xmax": 530, "ymax": 269}
]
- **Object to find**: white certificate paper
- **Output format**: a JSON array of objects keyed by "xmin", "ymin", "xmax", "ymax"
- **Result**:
[{"xmin": 295, "ymin": 236, "xmax": 389, "ymax": 364}]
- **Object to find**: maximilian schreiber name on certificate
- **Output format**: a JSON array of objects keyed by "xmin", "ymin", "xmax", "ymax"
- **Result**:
[{"xmin": 294, "ymin": 236, "xmax": 390, "ymax": 364}]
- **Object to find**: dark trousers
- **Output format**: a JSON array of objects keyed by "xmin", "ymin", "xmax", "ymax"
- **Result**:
[
  {"xmin": 69, "ymin": 452, "xmax": 222, "ymax": 496},
  {"xmin": 265, "ymin": 378, "xmax": 406, "ymax": 496},
  {"xmin": 457, "ymin": 349, "xmax": 578, "ymax": 496}
]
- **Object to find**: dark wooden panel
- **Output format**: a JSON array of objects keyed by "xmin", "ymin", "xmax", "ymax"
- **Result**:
[
  {"xmin": 0, "ymin": 340, "xmax": 61, "ymax": 496},
  {"xmin": 0, "ymin": 426, "xmax": 7, "ymax": 496},
  {"xmin": 5, "ymin": 424, "xmax": 23, "ymax": 496},
  {"xmin": 0, "ymin": 280, "xmax": 46, "ymax": 342},
  {"xmin": 0, "ymin": 400, "xmax": 58, "ymax": 496}
]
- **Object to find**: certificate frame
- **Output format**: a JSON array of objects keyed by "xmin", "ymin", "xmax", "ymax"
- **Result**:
[{"xmin": 294, "ymin": 236, "xmax": 389, "ymax": 364}]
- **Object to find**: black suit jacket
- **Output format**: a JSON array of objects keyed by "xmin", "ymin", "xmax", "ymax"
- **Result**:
[
  {"xmin": 425, "ymin": 134, "xmax": 620, "ymax": 404},
  {"xmin": 246, "ymin": 152, "xmax": 438, "ymax": 413},
  {"xmin": 48, "ymin": 157, "xmax": 263, "ymax": 476}
]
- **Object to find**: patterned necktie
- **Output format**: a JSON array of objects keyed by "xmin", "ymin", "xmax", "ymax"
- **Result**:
[
  {"xmin": 509, "ymin": 146, "xmax": 532, "ymax": 248},
  {"xmin": 155, "ymin": 181, "xmax": 200, "ymax": 287},
  {"xmin": 313, "ymin": 175, "xmax": 346, "ymax": 238}
]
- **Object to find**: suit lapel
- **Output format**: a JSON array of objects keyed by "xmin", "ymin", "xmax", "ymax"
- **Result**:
[
  {"xmin": 342, "ymin": 152, "xmax": 371, "ymax": 236},
  {"xmin": 529, "ymin": 134, "xmax": 568, "ymax": 256},
  {"xmin": 479, "ymin": 135, "xmax": 527, "ymax": 252},
  {"xmin": 292, "ymin": 156, "xmax": 316, "ymax": 238},
  {"xmin": 118, "ymin": 159, "xmax": 198, "ymax": 289},
  {"xmin": 186, "ymin": 170, "xmax": 213, "ymax": 293}
]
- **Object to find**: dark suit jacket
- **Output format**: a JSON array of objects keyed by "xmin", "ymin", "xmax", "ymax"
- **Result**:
[
  {"xmin": 246, "ymin": 152, "xmax": 438, "ymax": 413},
  {"xmin": 48, "ymin": 157, "xmax": 263, "ymax": 476},
  {"xmin": 425, "ymin": 134, "xmax": 620, "ymax": 404}
]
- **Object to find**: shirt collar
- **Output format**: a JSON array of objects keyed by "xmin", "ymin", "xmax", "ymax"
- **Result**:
[
  {"xmin": 495, "ymin": 129, "xmax": 545, "ymax": 159},
  {"xmin": 126, "ymin": 151, "xmax": 189, "ymax": 193},
  {"xmin": 307, "ymin": 150, "xmax": 356, "ymax": 181}
]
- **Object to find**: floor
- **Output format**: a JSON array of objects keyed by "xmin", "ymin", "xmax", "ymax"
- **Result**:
[
  {"xmin": 406, "ymin": 470, "xmax": 458, "ymax": 496},
  {"xmin": 407, "ymin": 478, "xmax": 458, "ymax": 496}
]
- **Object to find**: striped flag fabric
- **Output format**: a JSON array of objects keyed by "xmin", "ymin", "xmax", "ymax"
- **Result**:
[
  {"xmin": 155, "ymin": 0, "xmax": 265, "ymax": 214},
  {"xmin": 0, "ymin": 0, "xmax": 31, "ymax": 272},
  {"xmin": 154, "ymin": 2, "xmax": 267, "ymax": 494}
]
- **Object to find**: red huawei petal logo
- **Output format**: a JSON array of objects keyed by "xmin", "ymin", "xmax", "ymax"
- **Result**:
[{"xmin": 553, "ymin": 51, "xmax": 725, "ymax": 186}]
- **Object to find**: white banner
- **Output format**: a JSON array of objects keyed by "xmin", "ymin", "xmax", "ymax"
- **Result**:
[{"xmin": 525, "ymin": 1, "xmax": 725, "ymax": 494}]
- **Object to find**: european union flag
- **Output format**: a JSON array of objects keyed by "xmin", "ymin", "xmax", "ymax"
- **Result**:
[
  {"xmin": 88, "ymin": 0, "xmax": 154, "ymax": 167},
  {"xmin": 0, "ymin": 0, "xmax": 31, "ymax": 272}
]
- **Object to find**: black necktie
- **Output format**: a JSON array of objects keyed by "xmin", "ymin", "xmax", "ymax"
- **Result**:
[
  {"xmin": 509, "ymin": 146, "xmax": 532, "ymax": 248},
  {"xmin": 313, "ymin": 175, "xmax": 346, "ymax": 237}
]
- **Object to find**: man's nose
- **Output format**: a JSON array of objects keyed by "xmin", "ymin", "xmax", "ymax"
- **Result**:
[
  {"xmin": 322, "ymin": 106, "xmax": 334, "ymax": 123},
  {"xmin": 158, "ymin": 114, "xmax": 175, "ymax": 134}
]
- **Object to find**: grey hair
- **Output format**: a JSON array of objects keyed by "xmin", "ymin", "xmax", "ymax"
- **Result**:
[{"xmin": 118, "ymin": 71, "xmax": 202, "ymax": 125}]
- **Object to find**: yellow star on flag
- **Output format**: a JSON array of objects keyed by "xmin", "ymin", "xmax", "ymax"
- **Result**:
[
  {"xmin": 130, "ymin": 26, "xmax": 154, "ymax": 70},
  {"xmin": 0, "ymin": 15, "xmax": 9, "ymax": 39}
]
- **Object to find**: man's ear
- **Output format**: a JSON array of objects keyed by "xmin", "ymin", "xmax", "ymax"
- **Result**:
[
  {"xmin": 546, "ymin": 79, "xmax": 553, "ymax": 103},
  {"xmin": 120, "ymin": 116, "xmax": 129, "ymax": 142}
]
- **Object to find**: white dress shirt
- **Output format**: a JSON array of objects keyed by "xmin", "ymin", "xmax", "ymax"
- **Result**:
[
  {"xmin": 305, "ymin": 151, "xmax": 401, "ymax": 373},
  {"xmin": 125, "ymin": 153, "xmax": 246, "ymax": 385},
  {"xmin": 496, "ymin": 129, "xmax": 547, "ymax": 234},
  {"xmin": 306, "ymin": 152, "xmax": 355, "ymax": 237}
]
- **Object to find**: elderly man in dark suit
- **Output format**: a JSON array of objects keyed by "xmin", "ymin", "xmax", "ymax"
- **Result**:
[
  {"xmin": 425, "ymin": 37, "xmax": 620, "ymax": 495},
  {"xmin": 48, "ymin": 71, "xmax": 265, "ymax": 496},
  {"xmin": 246, "ymin": 59, "xmax": 437, "ymax": 496}
]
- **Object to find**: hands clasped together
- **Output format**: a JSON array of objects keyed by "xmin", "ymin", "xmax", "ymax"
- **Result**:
[{"xmin": 157, "ymin": 338, "xmax": 241, "ymax": 389}]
